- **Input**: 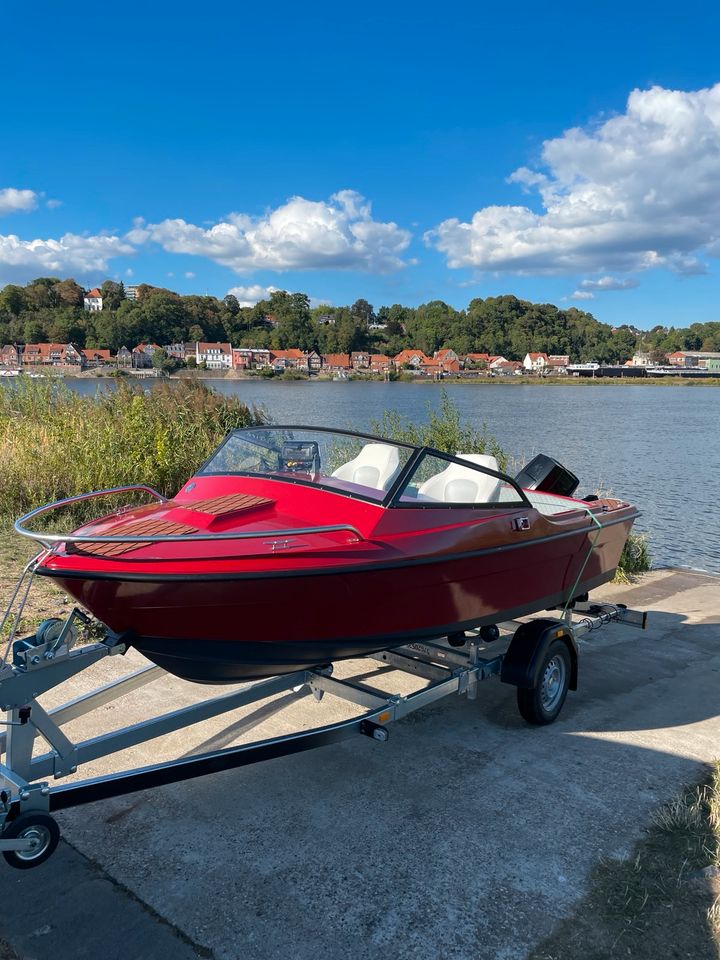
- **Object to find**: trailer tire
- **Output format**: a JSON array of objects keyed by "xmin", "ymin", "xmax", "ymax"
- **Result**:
[
  {"xmin": 2, "ymin": 812, "xmax": 60, "ymax": 870},
  {"xmin": 516, "ymin": 639, "xmax": 571, "ymax": 725}
]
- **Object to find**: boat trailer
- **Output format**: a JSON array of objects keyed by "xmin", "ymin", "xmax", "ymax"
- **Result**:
[{"xmin": 0, "ymin": 595, "xmax": 647, "ymax": 870}]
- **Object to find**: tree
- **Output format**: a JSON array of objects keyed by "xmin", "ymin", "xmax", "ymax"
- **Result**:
[
  {"xmin": 188, "ymin": 324, "xmax": 205, "ymax": 342},
  {"xmin": 152, "ymin": 348, "xmax": 178, "ymax": 372},
  {"xmin": 0, "ymin": 285, "xmax": 27, "ymax": 315},
  {"xmin": 54, "ymin": 279, "xmax": 84, "ymax": 308},
  {"xmin": 270, "ymin": 292, "xmax": 316, "ymax": 350},
  {"xmin": 100, "ymin": 280, "xmax": 125, "ymax": 311},
  {"xmin": 223, "ymin": 294, "xmax": 240, "ymax": 316},
  {"xmin": 350, "ymin": 298, "xmax": 375, "ymax": 326}
]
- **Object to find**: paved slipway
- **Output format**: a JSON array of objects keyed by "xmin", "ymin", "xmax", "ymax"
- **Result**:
[{"xmin": 1, "ymin": 569, "xmax": 719, "ymax": 960}]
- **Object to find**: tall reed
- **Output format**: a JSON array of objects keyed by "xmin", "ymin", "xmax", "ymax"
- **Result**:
[{"xmin": 0, "ymin": 379, "xmax": 265, "ymax": 518}]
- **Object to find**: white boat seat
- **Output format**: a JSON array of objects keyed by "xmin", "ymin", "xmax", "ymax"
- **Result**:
[
  {"xmin": 332, "ymin": 443, "xmax": 400, "ymax": 490},
  {"xmin": 352, "ymin": 465, "xmax": 381, "ymax": 488},
  {"xmin": 418, "ymin": 453, "xmax": 502, "ymax": 504}
]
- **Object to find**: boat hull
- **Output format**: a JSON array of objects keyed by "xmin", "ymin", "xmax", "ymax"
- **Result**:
[{"xmin": 39, "ymin": 516, "xmax": 631, "ymax": 682}]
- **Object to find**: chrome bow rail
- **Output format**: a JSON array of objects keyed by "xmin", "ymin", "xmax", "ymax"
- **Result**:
[{"xmin": 13, "ymin": 485, "xmax": 364, "ymax": 549}]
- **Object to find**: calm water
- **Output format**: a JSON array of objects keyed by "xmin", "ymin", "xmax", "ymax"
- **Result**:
[{"xmin": 33, "ymin": 379, "xmax": 720, "ymax": 572}]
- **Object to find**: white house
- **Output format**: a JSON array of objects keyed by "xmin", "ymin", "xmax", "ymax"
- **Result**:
[
  {"xmin": 83, "ymin": 288, "xmax": 103, "ymax": 312},
  {"xmin": 196, "ymin": 342, "xmax": 232, "ymax": 369},
  {"xmin": 523, "ymin": 352, "xmax": 549, "ymax": 371}
]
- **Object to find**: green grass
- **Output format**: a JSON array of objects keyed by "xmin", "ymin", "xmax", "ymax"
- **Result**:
[
  {"xmin": 615, "ymin": 531, "xmax": 652, "ymax": 582},
  {"xmin": 0, "ymin": 378, "xmax": 265, "ymax": 520}
]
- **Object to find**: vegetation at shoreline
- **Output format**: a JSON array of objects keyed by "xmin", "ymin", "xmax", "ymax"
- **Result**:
[
  {"xmin": 370, "ymin": 390, "xmax": 508, "ymax": 469},
  {"xmin": 615, "ymin": 532, "xmax": 652, "ymax": 582},
  {"xmin": 0, "ymin": 379, "xmax": 265, "ymax": 519},
  {"xmin": 2, "ymin": 276, "xmax": 720, "ymax": 366}
]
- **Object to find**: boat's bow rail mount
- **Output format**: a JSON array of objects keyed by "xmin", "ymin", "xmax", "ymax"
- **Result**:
[
  {"xmin": 0, "ymin": 595, "xmax": 647, "ymax": 870},
  {"xmin": 13, "ymin": 485, "xmax": 364, "ymax": 550}
]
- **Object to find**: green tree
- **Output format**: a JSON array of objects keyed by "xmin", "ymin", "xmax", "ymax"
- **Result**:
[
  {"xmin": 0, "ymin": 285, "xmax": 27, "ymax": 315},
  {"xmin": 100, "ymin": 280, "xmax": 126, "ymax": 311}
]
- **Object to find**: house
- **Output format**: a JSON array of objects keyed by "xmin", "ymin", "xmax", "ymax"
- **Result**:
[
  {"xmin": 165, "ymin": 343, "xmax": 190, "ymax": 361},
  {"xmin": 269, "ymin": 348, "xmax": 305, "ymax": 371},
  {"xmin": 321, "ymin": 353, "xmax": 352, "ymax": 373},
  {"xmin": 233, "ymin": 348, "xmax": 272, "ymax": 370},
  {"xmin": 316, "ymin": 313, "xmax": 336, "ymax": 326},
  {"xmin": 82, "ymin": 348, "xmax": 113, "ymax": 367},
  {"xmin": 21, "ymin": 343, "xmax": 84, "ymax": 367},
  {"xmin": 350, "ymin": 351, "xmax": 371, "ymax": 370},
  {"xmin": 196, "ymin": 342, "xmax": 232, "ymax": 369},
  {"xmin": 523, "ymin": 352, "xmax": 549, "ymax": 372},
  {"xmin": 488, "ymin": 356, "xmax": 510, "ymax": 370},
  {"xmin": 83, "ymin": 288, "xmax": 103, "ymax": 312},
  {"xmin": 547, "ymin": 354, "xmax": 570, "ymax": 373},
  {"xmin": 668, "ymin": 350, "xmax": 720, "ymax": 368},
  {"xmin": 0, "ymin": 345, "xmax": 21, "ymax": 368},
  {"xmin": 125, "ymin": 285, "xmax": 140, "ymax": 301},
  {"xmin": 492, "ymin": 360, "xmax": 523, "ymax": 376},
  {"xmin": 433, "ymin": 348, "xmax": 459, "ymax": 364},
  {"xmin": 420, "ymin": 359, "xmax": 444, "ymax": 378},
  {"xmin": 369, "ymin": 354, "xmax": 391, "ymax": 373},
  {"xmin": 630, "ymin": 352, "xmax": 654, "ymax": 367},
  {"xmin": 303, "ymin": 350, "xmax": 323, "ymax": 373},
  {"xmin": 116, "ymin": 346, "xmax": 133, "ymax": 367},
  {"xmin": 132, "ymin": 344, "xmax": 162, "ymax": 369},
  {"xmin": 394, "ymin": 349, "xmax": 429, "ymax": 370}
]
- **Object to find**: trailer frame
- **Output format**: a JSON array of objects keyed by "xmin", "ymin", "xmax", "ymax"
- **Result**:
[{"xmin": 0, "ymin": 598, "xmax": 647, "ymax": 869}]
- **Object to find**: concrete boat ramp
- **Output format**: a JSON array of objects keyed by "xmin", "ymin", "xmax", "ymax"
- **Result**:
[{"xmin": 2, "ymin": 568, "xmax": 719, "ymax": 960}]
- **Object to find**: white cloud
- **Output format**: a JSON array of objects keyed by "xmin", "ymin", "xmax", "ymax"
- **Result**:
[
  {"xmin": 184, "ymin": 271, "xmax": 195, "ymax": 279},
  {"xmin": 46, "ymin": 198, "xmax": 63, "ymax": 210},
  {"xmin": 0, "ymin": 188, "xmax": 38, "ymax": 216},
  {"xmin": 0, "ymin": 232, "xmax": 134, "ymax": 284},
  {"xmin": 570, "ymin": 290, "xmax": 595, "ymax": 300},
  {"xmin": 428, "ymin": 83, "xmax": 720, "ymax": 277},
  {"xmin": 226, "ymin": 284, "xmax": 281, "ymax": 307},
  {"xmin": 226, "ymin": 284, "xmax": 329, "ymax": 309},
  {"xmin": 132, "ymin": 190, "xmax": 412, "ymax": 274},
  {"xmin": 579, "ymin": 276, "xmax": 639, "ymax": 291}
]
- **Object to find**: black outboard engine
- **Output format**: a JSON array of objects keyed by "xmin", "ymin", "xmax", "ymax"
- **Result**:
[{"xmin": 514, "ymin": 454, "xmax": 579, "ymax": 497}]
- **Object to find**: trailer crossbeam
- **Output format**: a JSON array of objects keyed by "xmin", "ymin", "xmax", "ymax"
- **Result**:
[{"xmin": 0, "ymin": 597, "xmax": 647, "ymax": 869}]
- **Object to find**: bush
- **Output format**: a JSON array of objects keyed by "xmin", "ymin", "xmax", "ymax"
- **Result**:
[
  {"xmin": 615, "ymin": 531, "xmax": 652, "ymax": 581},
  {"xmin": 369, "ymin": 390, "xmax": 507, "ymax": 468},
  {"xmin": 0, "ymin": 379, "xmax": 266, "ymax": 518}
]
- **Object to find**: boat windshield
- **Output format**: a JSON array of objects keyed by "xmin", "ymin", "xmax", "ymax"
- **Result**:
[{"xmin": 198, "ymin": 428, "xmax": 413, "ymax": 502}]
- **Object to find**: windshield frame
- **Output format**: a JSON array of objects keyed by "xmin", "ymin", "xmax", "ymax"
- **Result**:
[{"xmin": 196, "ymin": 425, "xmax": 530, "ymax": 509}]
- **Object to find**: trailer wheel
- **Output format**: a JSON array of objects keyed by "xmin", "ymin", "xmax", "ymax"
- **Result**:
[
  {"xmin": 2, "ymin": 812, "xmax": 60, "ymax": 870},
  {"xmin": 516, "ymin": 640, "xmax": 570, "ymax": 725}
]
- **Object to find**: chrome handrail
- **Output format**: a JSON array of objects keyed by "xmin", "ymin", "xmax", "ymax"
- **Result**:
[{"xmin": 14, "ymin": 486, "xmax": 364, "ymax": 549}]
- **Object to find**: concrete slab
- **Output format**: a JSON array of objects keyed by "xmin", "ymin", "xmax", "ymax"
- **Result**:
[{"xmin": 1, "ymin": 569, "xmax": 719, "ymax": 960}]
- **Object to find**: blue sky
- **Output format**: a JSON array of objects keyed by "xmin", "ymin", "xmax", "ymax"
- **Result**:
[{"xmin": 2, "ymin": 0, "xmax": 720, "ymax": 329}]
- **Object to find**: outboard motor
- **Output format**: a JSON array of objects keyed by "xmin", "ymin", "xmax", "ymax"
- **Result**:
[{"xmin": 514, "ymin": 454, "xmax": 579, "ymax": 497}]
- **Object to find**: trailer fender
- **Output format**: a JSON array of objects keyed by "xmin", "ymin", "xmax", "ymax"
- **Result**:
[{"xmin": 500, "ymin": 619, "xmax": 578, "ymax": 691}]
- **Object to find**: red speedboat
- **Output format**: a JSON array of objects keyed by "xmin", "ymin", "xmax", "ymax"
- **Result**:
[{"xmin": 18, "ymin": 427, "xmax": 637, "ymax": 683}]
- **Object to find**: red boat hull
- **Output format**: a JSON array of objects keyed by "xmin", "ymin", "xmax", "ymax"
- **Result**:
[{"xmin": 41, "ymin": 505, "xmax": 633, "ymax": 682}]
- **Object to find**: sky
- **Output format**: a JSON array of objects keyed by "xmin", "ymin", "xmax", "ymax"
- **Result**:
[{"xmin": 2, "ymin": 0, "xmax": 720, "ymax": 330}]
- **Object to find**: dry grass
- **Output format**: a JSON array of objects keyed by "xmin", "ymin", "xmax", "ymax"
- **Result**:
[{"xmin": 529, "ymin": 762, "xmax": 720, "ymax": 959}]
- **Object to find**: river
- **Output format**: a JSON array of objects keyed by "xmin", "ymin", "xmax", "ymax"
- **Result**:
[{"xmin": 31, "ymin": 379, "xmax": 720, "ymax": 573}]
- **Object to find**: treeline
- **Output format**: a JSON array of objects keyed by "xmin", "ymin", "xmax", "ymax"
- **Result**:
[{"xmin": 1, "ymin": 276, "xmax": 719, "ymax": 363}]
